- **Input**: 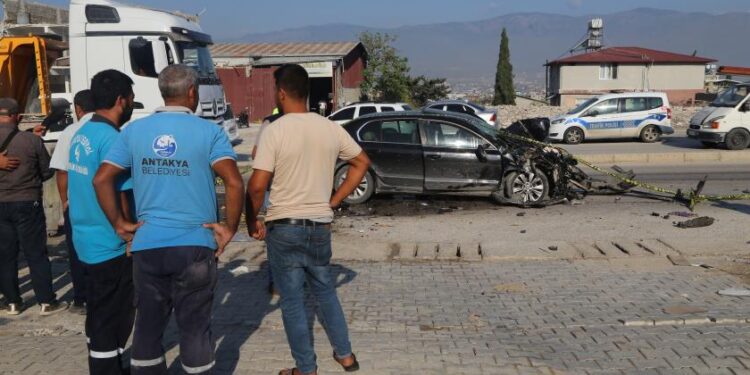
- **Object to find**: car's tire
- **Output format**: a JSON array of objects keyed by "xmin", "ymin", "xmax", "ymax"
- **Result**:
[
  {"xmin": 639, "ymin": 125, "xmax": 662, "ymax": 143},
  {"xmin": 335, "ymin": 166, "xmax": 375, "ymax": 204},
  {"xmin": 563, "ymin": 127, "xmax": 584, "ymax": 144},
  {"xmin": 701, "ymin": 141, "xmax": 719, "ymax": 148},
  {"xmin": 503, "ymin": 168, "xmax": 549, "ymax": 205},
  {"xmin": 724, "ymin": 129, "xmax": 750, "ymax": 150}
]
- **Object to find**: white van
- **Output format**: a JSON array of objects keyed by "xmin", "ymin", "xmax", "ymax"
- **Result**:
[
  {"xmin": 328, "ymin": 102, "xmax": 412, "ymax": 125},
  {"xmin": 688, "ymin": 84, "xmax": 750, "ymax": 150},
  {"xmin": 549, "ymin": 92, "xmax": 674, "ymax": 144}
]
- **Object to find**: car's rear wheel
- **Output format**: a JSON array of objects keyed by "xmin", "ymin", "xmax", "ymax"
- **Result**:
[
  {"xmin": 724, "ymin": 129, "xmax": 750, "ymax": 150},
  {"xmin": 563, "ymin": 127, "xmax": 584, "ymax": 144},
  {"xmin": 335, "ymin": 166, "xmax": 375, "ymax": 204},
  {"xmin": 639, "ymin": 125, "xmax": 662, "ymax": 143},
  {"xmin": 503, "ymin": 168, "xmax": 549, "ymax": 205}
]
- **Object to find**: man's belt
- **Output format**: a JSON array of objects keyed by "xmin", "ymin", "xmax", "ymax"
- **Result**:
[{"xmin": 267, "ymin": 218, "xmax": 331, "ymax": 227}]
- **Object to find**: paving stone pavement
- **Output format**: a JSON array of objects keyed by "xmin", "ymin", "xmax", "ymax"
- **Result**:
[{"xmin": 2, "ymin": 245, "xmax": 750, "ymax": 374}]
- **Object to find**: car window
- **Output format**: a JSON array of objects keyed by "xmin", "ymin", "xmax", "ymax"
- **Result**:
[
  {"xmin": 358, "ymin": 106, "xmax": 377, "ymax": 116},
  {"xmin": 424, "ymin": 122, "xmax": 483, "ymax": 149},
  {"xmin": 621, "ymin": 97, "xmax": 648, "ymax": 113},
  {"xmin": 446, "ymin": 104, "xmax": 472, "ymax": 114},
  {"xmin": 647, "ymin": 97, "xmax": 664, "ymax": 110},
  {"xmin": 429, "ymin": 105, "xmax": 445, "ymax": 111},
  {"xmin": 330, "ymin": 107, "xmax": 355, "ymax": 121},
  {"xmin": 380, "ymin": 106, "xmax": 395, "ymax": 112},
  {"xmin": 585, "ymin": 99, "xmax": 619, "ymax": 116},
  {"xmin": 359, "ymin": 120, "xmax": 420, "ymax": 144}
]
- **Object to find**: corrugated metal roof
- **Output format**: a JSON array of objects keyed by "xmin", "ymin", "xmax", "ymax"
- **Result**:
[
  {"xmin": 210, "ymin": 42, "xmax": 361, "ymax": 59},
  {"xmin": 547, "ymin": 47, "xmax": 716, "ymax": 65}
]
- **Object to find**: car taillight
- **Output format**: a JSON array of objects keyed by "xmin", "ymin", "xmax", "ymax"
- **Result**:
[
  {"xmin": 490, "ymin": 113, "xmax": 497, "ymax": 122},
  {"xmin": 666, "ymin": 107, "xmax": 672, "ymax": 120}
]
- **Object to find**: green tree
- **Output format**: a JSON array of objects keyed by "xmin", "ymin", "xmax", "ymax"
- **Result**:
[
  {"xmin": 359, "ymin": 32, "xmax": 411, "ymax": 102},
  {"xmin": 493, "ymin": 28, "xmax": 516, "ymax": 105},
  {"xmin": 409, "ymin": 76, "xmax": 451, "ymax": 107}
]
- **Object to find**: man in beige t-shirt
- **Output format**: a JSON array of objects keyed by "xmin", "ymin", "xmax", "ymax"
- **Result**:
[{"xmin": 246, "ymin": 64, "xmax": 370, "ymax": 375}]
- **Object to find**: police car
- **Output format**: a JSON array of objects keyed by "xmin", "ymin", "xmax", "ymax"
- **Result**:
[{"xmin": 549, "ymin": 92, "xmax": 674, "ymax": 144}]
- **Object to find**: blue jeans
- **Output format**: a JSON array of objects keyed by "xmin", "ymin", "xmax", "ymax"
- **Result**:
[{"xmin": 266, "ymin": 223, "xmax": 352, "ymax": 374}]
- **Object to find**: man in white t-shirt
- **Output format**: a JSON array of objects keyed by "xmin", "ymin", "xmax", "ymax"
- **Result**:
[{"xmin": 48, "ymin": 90, "xmax": 95, "ymax": 315}]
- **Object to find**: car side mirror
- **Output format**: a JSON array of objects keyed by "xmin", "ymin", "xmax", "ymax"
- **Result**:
[
  {"xmin": 742, "ymin": 102, "xmax": 750, "ymax": 112},
  {"xmin": 475, "ymin": 144, "xmax": 489, "ymax": 162}
]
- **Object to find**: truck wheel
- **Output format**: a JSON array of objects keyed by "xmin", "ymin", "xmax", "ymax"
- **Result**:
[
  {"xmin": 563, "ymin": 127, "xmax": 584, "ymax": 144},
  {"xmin": 335, "ymin": 166, "xmax": 375, "ymax": 204},
  {"xmin": 504, "ymin": 168, "xmax": 549, "ymax": 205},
  {"xmin": 724, "ymin": 129, "xmax": 750, "ymax": 150},
  {"xmin": 639, "ymin": 125, "xmax": 662, "ymax": 143}
]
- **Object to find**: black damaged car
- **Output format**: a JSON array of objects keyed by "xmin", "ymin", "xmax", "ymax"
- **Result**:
[{"xmin": 334, "ymin": 109, "xmax": 586, "ymax": 205}]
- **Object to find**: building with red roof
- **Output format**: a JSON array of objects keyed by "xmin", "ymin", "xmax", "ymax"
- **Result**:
[{"xmin": 545, "ymin": 47, "xmax": 716, "ymax": 106}]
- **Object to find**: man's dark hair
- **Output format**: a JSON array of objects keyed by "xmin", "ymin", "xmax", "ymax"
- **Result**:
[
  {"xmin": 73, "ymin": 90, "xmax": 96, "ymax": 113},
  {"xmin": 0, "ymin": 97, "xmax": 19, "ymax": 116},
  {"xmin": 90, "ymin": 70, "xmax": 134, "ymax": 110},
  {"xmin": 274, "ymin": 64, "xmax": 309, "ymax": 100}
]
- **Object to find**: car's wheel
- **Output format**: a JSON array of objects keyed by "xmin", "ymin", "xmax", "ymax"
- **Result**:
[
  {"xmin": 563, "ymin": 127, "xmax": 584, "ymax": 144},
  {"xmin": 335, "ymin": 166, "xmax": 375, "ymax": 204},
  {"xmin": 503, "ymin": 168, "xmax": 549, "ymax": 205},
  {"xmin": 724, "ymin": 129, "xmax": 750, "ymax": 150},
  {"xmin": 639, "ymin": 125, "xmax": 662, "ymax": 143},
  {"xmin": 701, "ymin": 141, "xmax": 719, "ymax": 148}
]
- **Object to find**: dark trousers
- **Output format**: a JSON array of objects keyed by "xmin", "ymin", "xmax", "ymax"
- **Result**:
[
  {"xmin": 86, "ymin": 254, "xmax": 135, "ymax": 375},
  {"xmin": 64, "ymin": 208, "xmax": 87, "ymax": 305},
  {"xmin": 0, "ymin": 200, "xmax": 56, "ymax": 305},
  {"xmin": 131, "ymin": 246, "xmax": 217, "ymax": 375}
]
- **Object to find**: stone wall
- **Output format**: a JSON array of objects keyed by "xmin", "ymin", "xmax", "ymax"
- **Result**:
[{"xmin": 3, "ymin": 0, "xmax": 68, "ymax": 25}]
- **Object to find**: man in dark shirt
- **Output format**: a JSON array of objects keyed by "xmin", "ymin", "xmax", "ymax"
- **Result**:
[{"xmin": 0, "ymin": 97, "xmax": 68, "ymax": 316}]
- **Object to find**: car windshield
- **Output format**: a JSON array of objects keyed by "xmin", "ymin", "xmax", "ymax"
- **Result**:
[
  {"xmin": 711, "ymin": 85, "xmax": 749, "ymax": 108},
  {"xmin": 176, "ymin": 41, "xmax": 217, "ymax": 78},
  {"xmin": 567, "ymin": 98, "xmax": 598, "ymax": 115}
]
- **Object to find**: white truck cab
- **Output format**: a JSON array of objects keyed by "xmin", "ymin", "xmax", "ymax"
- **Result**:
[
  {"xmin": 688, "ymin": 84, "xmax": 750, "ymax": 150},
  {"xmin": 69, "ymin": 0, "xmax": 239, "ymax": 144},
  {"xmin": 549, "ymin": 92, "xmax": 674, "ymax": 144}
]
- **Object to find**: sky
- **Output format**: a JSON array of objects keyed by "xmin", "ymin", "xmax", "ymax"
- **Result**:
[{"xmin": 16, "ymin": 0, "xmax": 750, "ymax": 39}]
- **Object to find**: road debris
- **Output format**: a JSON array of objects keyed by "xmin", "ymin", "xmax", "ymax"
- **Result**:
[
  {"xmin": 547, "ymin": 246, "xmax": 558, "ymax": 251},
  {"xmin": 669, "ymin": 211, "xmax": 698, "ymax": 218},
  {"xmin": 718, "ymin": 288, "xmax": 750, "ymax": 297},
  {"xmin": 667, "ymin": 254, "xmax": 691, "ymax": 266},
  {"xmin": 675, "ymin": 216, "xmax": 715, "ymax": 229},
  {"xmin": 516, "ymin": 212, "xmax": 526, "ymax": 217},
  {"xmin": 230, "ymin": 266, "xmax": 250, "ymax": 276},
  {"xmin": 651, "ymin": 212, "xmax": 661, "ymax": 217}
]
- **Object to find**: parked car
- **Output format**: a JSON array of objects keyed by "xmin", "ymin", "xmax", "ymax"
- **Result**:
[
  {"xmin": 549, "ymin": 92, "xmax": 674, "ymax": 144},
  {"xmin": 688, "ymin": 84, "xmax": 750, "ymax": 150},
  {"xmin": 334, "ymin": 109, "xmax": 563, "ymax": 205},
  {"xmin": 425, "ymin": 100, "xmax": 498, "ymax": 127},
  {"xmin": 222, "ymin": 104, "xmax": 241, "ymax": 145},
  {"xmin": 328, "ymin": 102, "xmax": 413, "ymax": 125}
]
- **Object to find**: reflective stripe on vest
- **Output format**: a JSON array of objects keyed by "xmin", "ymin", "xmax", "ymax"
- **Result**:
[
  {"xmin": 131, "ymin": 356, "xmax": 166, "ymax": 367},
  {"xmin": 183, "ymin": 361, "xmax": 215, "ymax": 374}
]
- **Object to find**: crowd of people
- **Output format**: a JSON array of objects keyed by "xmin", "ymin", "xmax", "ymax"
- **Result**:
[{"xmin": 0, "ymin": 63, "xmax": 371, "ymax": 375}]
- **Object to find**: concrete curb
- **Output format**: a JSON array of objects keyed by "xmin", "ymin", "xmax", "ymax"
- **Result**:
[{"xmin": 578, "ymin": 150, "xmax": 750, "ymax": 165}]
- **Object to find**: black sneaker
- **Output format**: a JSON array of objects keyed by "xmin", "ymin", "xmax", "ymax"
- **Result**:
[
  {"xmin": 6, "ymin": 302, "xmax": 24, "ymax": 316},
  {"xmin": 68, "ymin": 302, "xmax": 87, "ymax": 315},
  {"xmin": 40, "ymin": 301, "xmax": 69, "ymax": 316}
]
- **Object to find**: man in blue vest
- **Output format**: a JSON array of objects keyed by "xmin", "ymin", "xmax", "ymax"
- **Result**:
[
  {"xmin": 93, "ymin": 64, "xmax": 244, "ymax": 375},
  {"xmin": 68, "ymin": 70, "xmax": 136, "ymax": 374}
]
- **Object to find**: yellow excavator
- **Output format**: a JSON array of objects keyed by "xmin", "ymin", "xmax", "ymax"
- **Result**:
[{"xmin": 0, "ymin": 35, "xmax": 66, "ymax": 125}]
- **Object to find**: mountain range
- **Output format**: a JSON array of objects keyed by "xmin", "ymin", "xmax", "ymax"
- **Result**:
[{"xmin": 226, "ymin": 8, "xmax": 750, "ymax": 88}]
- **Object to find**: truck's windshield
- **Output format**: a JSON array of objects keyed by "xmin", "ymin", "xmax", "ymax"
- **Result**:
[
  {"xmin": 176, "ymin": 41, "xmax": 216, "ymax": 78},
  {"xmin": 711, "ymin": 85, "xmax": 749, "ymax": 108},
  {"xmin": 568, "ymin": 98, "xmax": 597, "ymax": 115}
]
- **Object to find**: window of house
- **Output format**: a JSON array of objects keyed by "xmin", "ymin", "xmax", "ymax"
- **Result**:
[
  {"xmin": 359, "ymin": 120, "xmax": 420, "ymax": 144},
  {"xmin": 424, "ymin": 122, "xmax": 483, "ymax": 149},
  {"xmin": 330, "ymin": 107, "xmax": 355, "ymax": 121},
  {"xmin": 129, "ymin": 38, "xmax": 158, "ymax": 78},
  {"xmin": 599, "ymin": 64, "xmax": 618, "ymax": 80},
  {"xmin": 358, "ymin": 106, "xmax": 377, "ymax": 116}
]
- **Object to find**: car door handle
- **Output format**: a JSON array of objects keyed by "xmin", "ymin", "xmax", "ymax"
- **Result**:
[{"xmin": 427, "ymin": 154, "xmax": 442, "ymax": 160}]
